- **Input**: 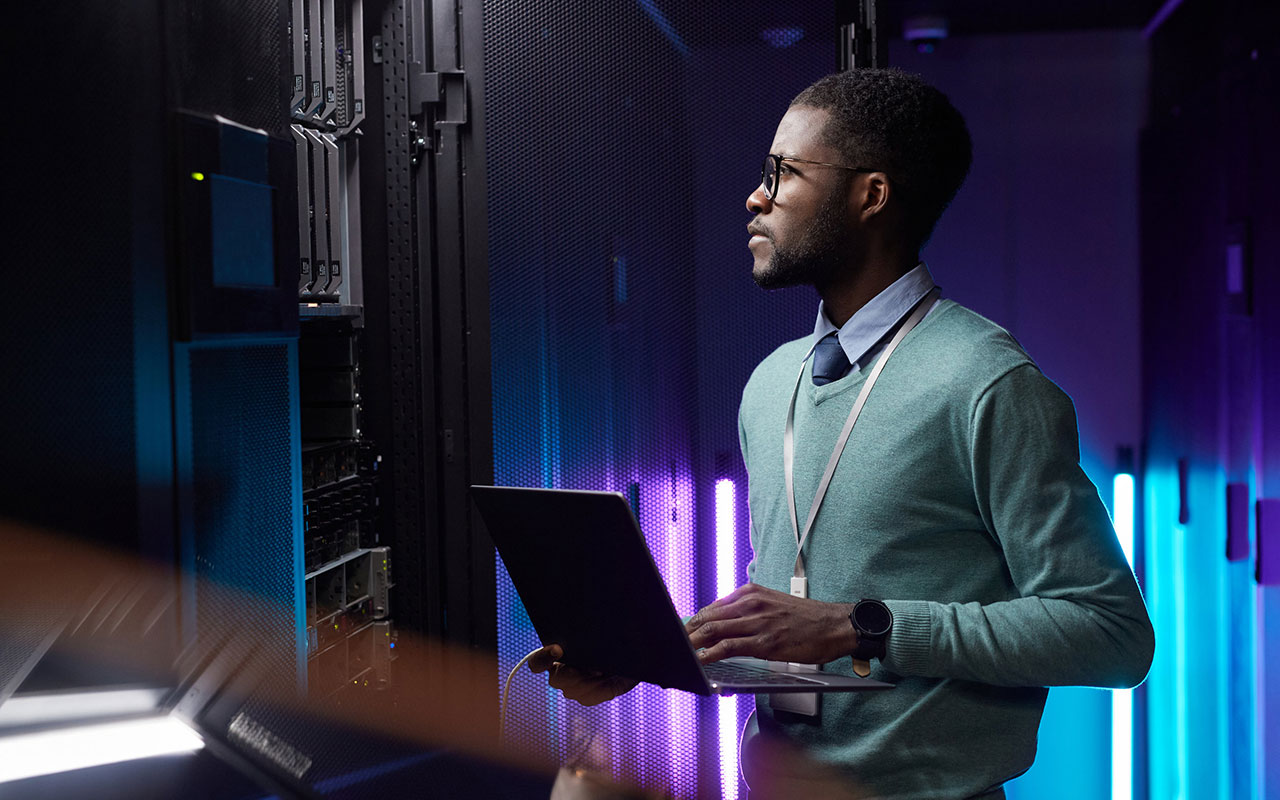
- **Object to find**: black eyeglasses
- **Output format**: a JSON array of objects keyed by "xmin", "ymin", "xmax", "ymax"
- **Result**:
[{"xmin": 760, "ymin": 154, "xmax": 880, "ymax": 201}]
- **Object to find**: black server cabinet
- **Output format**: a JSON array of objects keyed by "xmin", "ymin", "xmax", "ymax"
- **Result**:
[{"xmin": 4, "ymin": 0, "xmax": 496, "ymax": 728}]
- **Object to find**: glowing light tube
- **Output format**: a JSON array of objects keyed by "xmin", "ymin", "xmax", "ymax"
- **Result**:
[
  {"xmin": 1112, "ymin": 472, "xmax": 1135, "ymax": 800},
  {"xmin": 1114, "ymin": 474, "xmax": 1135, "ymax": 566},
  {"xmin": 0, "ymin": 715, "xmax": 204, "ymax": 784},
  {"xmin": 715, "ymin": 478, "xmax": 740, "ymax": 800},
  {"xmin": 715, "ymin": 479, "xmax": 737, "ymax": 599},
  {"xmin": 1172, "ymin": 525, "xmax": 1189, "ymax": 800}
]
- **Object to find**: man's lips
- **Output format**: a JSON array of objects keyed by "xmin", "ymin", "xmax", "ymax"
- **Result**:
[{"xmin": 747, "ymin": 226, "xmax": 772, "ymax": 243}]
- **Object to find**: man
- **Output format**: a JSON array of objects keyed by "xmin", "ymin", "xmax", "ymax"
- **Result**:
[{"xmin": 532, "ymin": 68, "xmax": 1155, "ymax": 799}]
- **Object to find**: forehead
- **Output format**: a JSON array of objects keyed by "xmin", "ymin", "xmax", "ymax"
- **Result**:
[{"xmin": 770, "ymin": 106, "xmax": 835, "ymax": 157}]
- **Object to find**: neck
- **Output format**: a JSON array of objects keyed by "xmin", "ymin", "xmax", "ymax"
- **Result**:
[{"xmin": 819, "ymin": 252, "xmax": 920, "ymax": 328}]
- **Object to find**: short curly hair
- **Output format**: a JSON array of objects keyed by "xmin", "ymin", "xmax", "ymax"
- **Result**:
[{"xmin": 791, "ymin": 68, "xmax": 972, "ymax": 250}]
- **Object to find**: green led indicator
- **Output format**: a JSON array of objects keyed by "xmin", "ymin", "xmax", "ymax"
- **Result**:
[{"xmin": 191, "ymin": 172, "xmax": 205, "ymax": 181}]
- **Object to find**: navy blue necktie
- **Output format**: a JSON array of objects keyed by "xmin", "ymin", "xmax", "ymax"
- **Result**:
[{"xmin": 811, "ymin": 332, "xmax": 852, "ymax": 385}]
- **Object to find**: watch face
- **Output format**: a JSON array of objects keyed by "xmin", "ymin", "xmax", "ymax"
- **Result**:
[{"xmin": 854, "ymin": 601, "xmax": 892, "ymax": 637}]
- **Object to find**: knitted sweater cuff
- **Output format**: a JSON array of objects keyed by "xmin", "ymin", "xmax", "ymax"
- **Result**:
[{"xmin": 882, "ymin": 599, "xmax": 933, "ymax": 676}]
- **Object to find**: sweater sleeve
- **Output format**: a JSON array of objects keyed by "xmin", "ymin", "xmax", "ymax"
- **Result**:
[{"xmin": 882, "ymin": 364, "xmax": 1155, "ymax": 688}]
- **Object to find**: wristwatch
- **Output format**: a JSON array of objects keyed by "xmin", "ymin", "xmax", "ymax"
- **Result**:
[{"xmin": 849, "ymin": 599, "xmax": 893, "ymax": 661}]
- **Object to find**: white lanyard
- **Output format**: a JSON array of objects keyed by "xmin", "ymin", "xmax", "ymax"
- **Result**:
[{"xmin": 783, "ymin": 288, "xmax": 940, "ymax": 595}]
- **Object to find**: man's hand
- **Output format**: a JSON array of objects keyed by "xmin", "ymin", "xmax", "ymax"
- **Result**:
[
  {"xmin": 685, "ymin": 583, "xmax": 857, "ymax": 665},
  {"xmin": 528, "ymin": 644, "xmax": 639, "ymax": 706}
]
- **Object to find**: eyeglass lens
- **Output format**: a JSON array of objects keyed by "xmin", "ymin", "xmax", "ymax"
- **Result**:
[{"xmin": 761, "ymin": 156, "xmax": 778, "ymax": 200}]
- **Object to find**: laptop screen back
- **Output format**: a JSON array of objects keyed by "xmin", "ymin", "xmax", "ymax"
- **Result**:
[{"xmin": 471, "ymin": 486, "xmax": 709, "ymax": 695}]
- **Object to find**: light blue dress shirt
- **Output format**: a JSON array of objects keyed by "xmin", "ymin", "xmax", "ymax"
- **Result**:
[{"xmin": 810, "ymin": 262, "xmax": 939, "ymax": 376}]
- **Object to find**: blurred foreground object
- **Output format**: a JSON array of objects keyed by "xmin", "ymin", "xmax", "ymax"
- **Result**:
[{"xmin": 0, "ymin": 520, "xmax": 659, "ymax": 799}]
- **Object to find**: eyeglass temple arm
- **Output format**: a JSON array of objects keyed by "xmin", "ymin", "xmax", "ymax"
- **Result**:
[{"xmin": 781, "ymin": 157, "xmax": 875, "ymax": 173}]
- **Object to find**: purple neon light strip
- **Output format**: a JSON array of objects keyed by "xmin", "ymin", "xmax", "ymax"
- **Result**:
[
  {"xmin": 715, "ymin": 479, "xmax": 740, "ymax": 800},
  {"xmin": 666, "ymin": 517, "xmax": 685, "ymax": 784},
  {"xmin": 719, "ymin": 697, "xmax": 740, "ymax": 800},
  {"xmin": 716, "ymin": 479, "xmax": 737, "ymax": 596},
  {"xmin": 641, "ymin": 471, "xmax": 697, "ymax": 794}
]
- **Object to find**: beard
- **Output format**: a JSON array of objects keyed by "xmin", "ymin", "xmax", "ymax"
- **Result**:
[{"xmin": 752, "ymin": 186, "xmax": 854, "ymax": 291}]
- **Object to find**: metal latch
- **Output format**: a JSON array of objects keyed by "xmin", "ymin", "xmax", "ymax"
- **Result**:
[{"xmin": 409, "ymin": 69, "xmax": 467, "ymax": 126}]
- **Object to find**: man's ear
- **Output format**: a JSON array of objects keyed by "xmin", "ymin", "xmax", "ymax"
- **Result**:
[{"xmin": 856, "ymin": 172, "xmax": 892, "ymax": 221}]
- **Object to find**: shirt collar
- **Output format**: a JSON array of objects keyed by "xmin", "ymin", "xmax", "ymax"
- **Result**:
[{"xmin": 811, "ymin": 262, "xmax": 938, "ymax": 370}]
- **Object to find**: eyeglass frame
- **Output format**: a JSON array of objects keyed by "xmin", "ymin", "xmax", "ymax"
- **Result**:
[{"xmin": 759, "ymin": 154, "xmax": 883, "ymax": 201}]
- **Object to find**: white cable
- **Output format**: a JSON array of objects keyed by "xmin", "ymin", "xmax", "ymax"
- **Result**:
[{"xmin": 500, "ymin": 646, "xmax": 544, "ymax": 737}]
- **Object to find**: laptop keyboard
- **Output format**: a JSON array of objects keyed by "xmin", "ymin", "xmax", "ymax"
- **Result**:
[{"xmin": 703, "ymin": 660, "xmax": 825, "ymax": 686}]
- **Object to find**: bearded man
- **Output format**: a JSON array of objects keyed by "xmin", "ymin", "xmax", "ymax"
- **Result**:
[{"xmin": 535, "ymin": 68, "xmax": 1155, "ymax": 800}]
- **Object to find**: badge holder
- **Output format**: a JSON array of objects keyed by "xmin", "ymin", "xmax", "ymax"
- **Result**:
[
  {"xmin": 773, "ymin": 289, "xmax": 939, "ymax": 721},
  {"xmin": 769, "ymin": 577, "xmax": 820, "ymax": 718}
]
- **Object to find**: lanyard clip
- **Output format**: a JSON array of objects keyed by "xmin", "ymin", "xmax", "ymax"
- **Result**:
[{"xmin": 790, "ymin": 576, "xmax": 808, "ymax": 599}]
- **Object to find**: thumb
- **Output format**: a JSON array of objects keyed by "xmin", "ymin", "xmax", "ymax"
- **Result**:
[{"xmin": 528, "ymin": 644, "xmax": 564, "ymax": 673}]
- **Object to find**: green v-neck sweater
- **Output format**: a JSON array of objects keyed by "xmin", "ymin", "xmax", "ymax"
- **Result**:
[{"xmin": 738, "ymin": 300, "xmax": 1154, "ymax": 799}]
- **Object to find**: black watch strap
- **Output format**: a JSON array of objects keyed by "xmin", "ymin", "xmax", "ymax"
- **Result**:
[
  {"xmin": 849, "ymin": 599, "xmax": 892, "ymax": 661},
  {"xmin": 850, "ymin": 636, "xmax": 886, "ymax": 661}
]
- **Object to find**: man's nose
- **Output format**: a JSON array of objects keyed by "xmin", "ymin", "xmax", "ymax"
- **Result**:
[{"xmin": 746, "ymin": 183, "xmax": 772, "ymax": 214}]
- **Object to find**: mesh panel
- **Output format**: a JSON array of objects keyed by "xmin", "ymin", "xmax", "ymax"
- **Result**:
[
  {"xmin": 4, "ymin": 0, "xmax": 137, "ymax": 550},
  {"xmin": 484, "ymin": 2, "xmax": 834, "ymax": 796},
  {"xmin": 0, "ymin": 606, "xmax": 62, "ymax": 700},
  {"xmin": 168, "ymin": 0, "xmax": 289, "ymax": 134},
  {"xmin": 381, "ymin": 0, "xmax": 431, "ymax": 631},
  {"xmin": 188, "ymin": 344, "xmax": 301, "ymax": 682}
]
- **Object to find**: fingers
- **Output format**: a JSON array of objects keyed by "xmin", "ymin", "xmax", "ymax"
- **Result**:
[
  {"xmin": 686, "ymin": 594, "xmax": 741, "ymax": 632},
  {"xmin": 547, "ymin": 664, "xmax": 637, "ymax": 706},
  {"xmin": 696, "ymin": 637, "xmax": 756, "ymax": 664},
  {"xmin": 687, "ymin": 615, "xmax": 759, "ymax": 650},
  {"xmin": 546, "ymin": 662, "xmax": 588, "ymax": 692},
  {"xmin": 527, "ymin": 644, "xmax": 564, "ymax": 673},
  {"xmin": 686, "ymin": 583, "xmax": 774, "ymax": 633},
  {"xmin": 530, "ymin": 645, "xmax": 625, "ymax": 704}
]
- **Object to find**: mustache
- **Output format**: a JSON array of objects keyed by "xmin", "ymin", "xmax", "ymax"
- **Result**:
[{"xmin": 747, "ymin": 222, "xmax": 773, "ymax": 239}]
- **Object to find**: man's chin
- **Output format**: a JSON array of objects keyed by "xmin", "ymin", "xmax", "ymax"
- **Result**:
[{"xmin": 752, "ymin": 262, "xmax": 803, "ymax": 290}]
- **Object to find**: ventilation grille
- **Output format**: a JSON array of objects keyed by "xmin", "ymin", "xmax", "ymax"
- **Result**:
[
  {"xmin": 484, "ymin": 1, "xmax": 833, "ymax": 796},
  {"xmin": 188, "ymin": 344, "xmax": 300, "ymax": 676},
  {"xmin": 169, "ymin": 0, "xmax": 289, "ymax": 134}
]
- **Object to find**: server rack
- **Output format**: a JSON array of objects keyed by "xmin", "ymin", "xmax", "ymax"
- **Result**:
[
  {"xmin": 284, "ymin": 0, "xmax": 399, "ymax": 696},
  {"xmin": 287, "ymin": 0, "xmax": 497, "ymax": 695},
  {"xmin": 4, "ymin": 0, "xmax": 496, "ymax": 742},
  {"xmin": 357, "ymin": 0, "xmax": 495, "ymax": 657}
]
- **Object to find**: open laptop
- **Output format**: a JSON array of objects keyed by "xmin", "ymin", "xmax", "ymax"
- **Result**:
[{"xmin": 471, "ymin": 485, "xmax": 892, "ymax": 696}]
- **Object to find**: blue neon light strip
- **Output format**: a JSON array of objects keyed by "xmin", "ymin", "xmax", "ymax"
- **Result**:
[
  {"xmin": 1111, "ymin": 472, "xmax": 1135, "ymax": 800},
  {"xmin": 1173, "ymin": 524, "xmax": 1189, "ymax": 800},
  {"xmin": 635, "ymin": 0, "xmax": 690, "ymax": 57}
]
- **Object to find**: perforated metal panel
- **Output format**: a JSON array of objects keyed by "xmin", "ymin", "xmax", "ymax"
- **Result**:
[
  {"xmin": 379, "ymin": 0, "xmax": 439, "ymax": 637},
  {"xmin": 484, "ymin": 2, "xmax": 835, "ymax": 796},
  {"xmin": 5, "ymin": 1, "xmax": 139, "ymax": 553},
  {"xmin": 181, "ymin": 342, "xmax": 304, "ymax": 684},
  {"xmin": 0, "ymin": 606, "xmax": 63, "ymax": 701},
  {"xmin": 168, "ymin": 0, "xmax": 290, "ymax": 134}
]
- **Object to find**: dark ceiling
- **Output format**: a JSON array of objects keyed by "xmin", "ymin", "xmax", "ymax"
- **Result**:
[
  {"xmin": 662, "ymin": 0, "xmax": 1170, "ymax": 49},
  {"xmin": 874, "ymin": 0, "xmax": 1168, "ymax": 37}
]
